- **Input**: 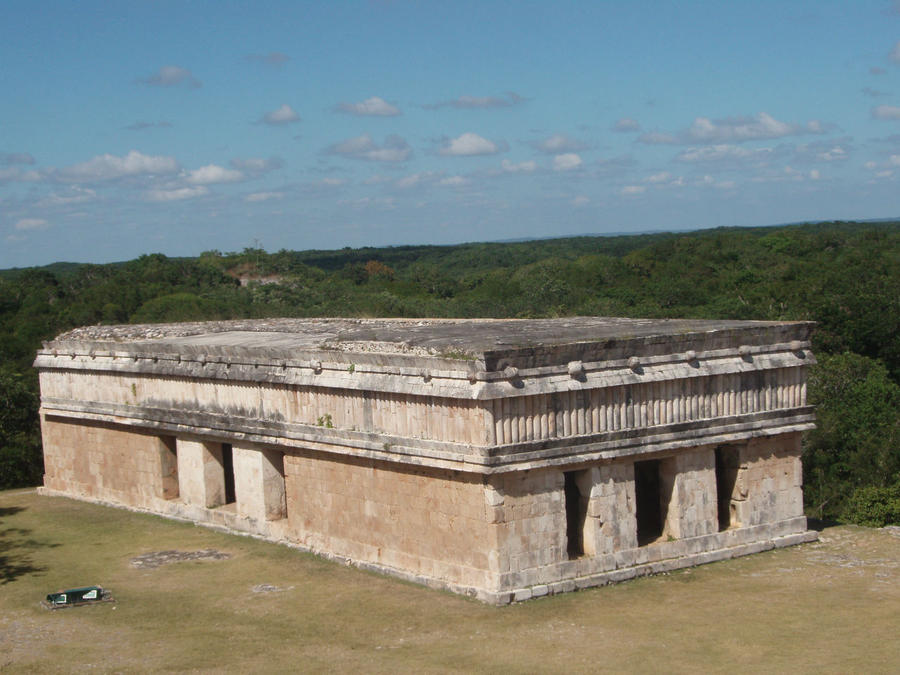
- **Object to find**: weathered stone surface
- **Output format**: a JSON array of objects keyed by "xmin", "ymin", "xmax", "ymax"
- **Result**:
[{"xmin": 35, "ymin": 317, "xmax": 817, "ymax": 603}]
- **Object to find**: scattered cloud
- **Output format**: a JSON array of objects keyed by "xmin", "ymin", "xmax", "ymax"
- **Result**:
[
  {"xmin": 571, "ymin": 195, "xmax": 590, "ymax": 206},
  {"xmin": 246, "ymin": 52, "xmax": 290, "ymax": 67},
  {"xmin": 439, "ymin": 175, "xmax": 468, "ymax": 187},
  {"xmin": 439, "ymin": 132, "xmax": 502, "ymax": 156},
  {"xmin": 15, "ymin": 218, "xmax": 49, "ymax": 231},
  {"xmin": 328, "ymin": 134, "xmax": 411, "ymax": 162},
  {"xmin": 872, "ymin": 104, "xmax": 900, "ymax": 120},
  {"xmin": 641, "ymin": 112, "xmax": 825, "ymax": 145},
  {"xmin": 552, "ymin": 153, "xmax": 583, "ymax": 171},
  {"xmin": 0, "ymin": 152, "xmax": 35, "ymax": 165},
  {"xmin": 534, "ymin": 134, "xmax": 586, "ymax": 154},
  {"xmin": 335, "ymin": 96, "xmax": 400, "ymax": 116},
  {"xmin": 644, "ymin": 172, "xmax": 673, "ymax": 184},
  {"xmin": 230, "ymin": 157, "xmax": 283, "ymax": 174},
  {"xmin": 186, "ymin": 164, "xmax": 244, "ymax": 185},
  {"xmin": 244, "ymin": 191, "xmax": 284, "ymax": 202},
  {"xmin": 891, "ymin": 40, "xmax": 900, "ymax": 63},
  {"xmin": 675, "ymin": 144, "xmax": 773, "ymax": 163},
  {"xmin": 138, "ymin": 65, "xmax": 201, "ymax": 89},
  {"xmin": 613, "ymin": 118, "xmax": 641, "ymax": 132},
  {"xmin": 57, "ymin": 150, "xmax": 179, "ymax": 182},
  {"xmin": 425, "ymin": 92, "xmax": 525, "ymax": 110},
  {"xmin": 501, "ymin": 159, "xmax": 537, "ymax": 173},
  {"xmin": 638, "ymin": 131, "xmax": 678, "ymax": 145},
  {"xmin": 395, "ymin": 171, "xmax": 437, "ymax": 189},
  {"xmin": 260, "ymin": 104, "xmax": 300, "ymax": 125},
  {"xmin": 685, "ymin": 113, "xmax": 824, "ymax": 143},
  {"xmin": 145, "ymin": 186, "xmax": 209, "ymax": 202},
  {"xmin": 862, "ymin": 87, "xmax": 889, "ymax": 98},
  {"xmin": 124, "ymin": 121, "xmax": 172, "ymax": 131},
  {"xmin": 871, "ymin": 66, "xmax": 887, "ymax": 75},
  {"xmin": 620, "ymin": 185, "xmax": 645, "ymax": 195},
  {"xmin": 39, "ymin": 186, "xmax": 97, "ymax": 206}
]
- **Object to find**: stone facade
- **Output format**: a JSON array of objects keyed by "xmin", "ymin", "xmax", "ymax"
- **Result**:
[{"xmin": 34, "ymin": 317, "xmax": 817, "ymax": 603}]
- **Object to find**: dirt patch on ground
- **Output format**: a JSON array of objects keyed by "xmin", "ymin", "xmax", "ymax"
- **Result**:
[{"xmin": 130, "ymin": 549, "xmax": 231, "ymax": 569}]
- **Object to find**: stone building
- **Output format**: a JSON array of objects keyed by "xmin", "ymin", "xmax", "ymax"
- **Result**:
[{"xmin": 34, "ymin": 317, "xmax": 816, "ymax": 603}]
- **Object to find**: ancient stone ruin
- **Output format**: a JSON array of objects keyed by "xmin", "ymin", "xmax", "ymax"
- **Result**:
[{"xmin": 34, "ymin": 317, "xmax": 817, "ymax": 603}]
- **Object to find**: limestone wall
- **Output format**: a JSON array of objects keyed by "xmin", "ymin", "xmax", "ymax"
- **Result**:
[
  {"xmin": 282, "ymin": 453, "xmax": 496, "ymax": 590},
  {"xmin": 41, "ymin": 416, "xmax": 175, "ymax": 509},
  {"xmin": 733, "ymin": 433, "xmax": 805, "ymax": 526}
]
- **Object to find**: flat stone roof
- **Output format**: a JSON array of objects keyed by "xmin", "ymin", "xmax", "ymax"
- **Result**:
[{"xmin": 49, "ymin": 317, "xmax": 813, "ymax": 371}]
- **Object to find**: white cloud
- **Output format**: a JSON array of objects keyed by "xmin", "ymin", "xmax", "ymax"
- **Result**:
[
  {"xmin": 644, "ymin": 172, "xmax": 672, "ymax": 184},
  {"xmin": 186, "ymin": 164, "xmax": 244, "ymax": 185},
  {"xmin": 230, "ymin": 157, "xmax": 283, "ymax": 174},
  {"xmin": 620, "ymin": 185, "xmax": 646, "ymax": 195},
  {"xmin": 395, "ymin": 172, "xmax": 436, "ymax": 189},
  {"xmin": 145, "ymin": 186, "xmax": 209, "ymax": 202},
  {"xmin": 261, "ymin": 104, "xmax": 300, "ymax": 125},
  {"xmin": 809, "ymin": 170, "xmax": 820, "ymax": 180},
  {"xmin": 613, "ymin": 118, "xmax": 641, "ymax": 132},
  {"xmin": 336, "ymin": 96, "xmax": 400, "ymax": 116},
  {"xmin": 685, "ymin": 113, "xmax": 822, "ymax": 143},
  {"xmin": 535, "ymin": 134, "xmax": 586, "ymax": 153},
  {"xmin": 245, "ymin": 191, "xmax": 283, "ymax": 202},
  {"xmin": 571, "ymin": 195, "xmax": 590, "ymax": 206},
  {"xmin": 552, "ymin": 153, "xmax": 582, "ymax": 171},
  {"xmin": 642, "ymin": 113, "xmax": 825, "ymax": 145},
  {"xmin": 138, "ymin": 65, "xmax": 201, "ymax": 88},
  {"xmin": 39, "ymin": 187, "xmax": 97, "ymax": 206},
  {"xmin": 425, "ymin": 92, "xmax": 524, "ymax": 109},
  {"xmin": 439, "ymin": 175, "xmax": 468, "ymax": 187},
  {"xmin": 890, "ymin": 40, "xmax": 900, "ymax": 62},
  {"xmin": 58, "ymin": 150, "xmax": 179, "ymax": 182},
  {"xmin": 329, "ymin": 134, "xmax": 411, "ymax": 162},
  {"xmin": 440, "ymin": 133, "xmax": 500, "ymax": 156},
  {"xmin": 501, "ymin": 159, "xmax": 537, "ymax": 173},
  {"xmin": 15, "ymin": 218, "xmax": 48, "ymax": 230},
  {"xmin": 873, "ymin": 105, "xmax": 900, "ymax": 120},
  {"xmin": 816, "ymin": 146, "xmax": 847, "ymax": 162},
  {"xmin": 675, "ymin": 144, "xmax": 773, "ymax": 163}
]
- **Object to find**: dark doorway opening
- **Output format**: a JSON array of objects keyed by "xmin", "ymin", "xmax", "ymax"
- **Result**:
[
  {"xmin": 160, "ymin": 435, "xmax": 179, "ymax": 499},
  {"xmin": 634, "ymin": 459, "xmax": 665, "ymax": 545},
  {"xmin": 715, "ymin": 446, "xmax": 740, "ymax": 531},
  {"xmin": 564, "ymin": 471, "xmax": 588, "ymax": 559},
  {"xmin": 222, "ymin": 443, "xmax": 236, "ymax": 505}
]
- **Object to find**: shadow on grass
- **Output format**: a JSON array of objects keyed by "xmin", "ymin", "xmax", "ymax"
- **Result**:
[
  {"xmin": 807, "ymin": 517, "xmax": 842, "ymax": 532},
  {"xmin": 1, "ymin": 507, "xmax": 53, "ymax": 584}
]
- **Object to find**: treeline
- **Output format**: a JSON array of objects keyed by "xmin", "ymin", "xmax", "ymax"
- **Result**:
[{"xmin": 1, "ymin": 221, "xmax": 898, "ymax": 524}]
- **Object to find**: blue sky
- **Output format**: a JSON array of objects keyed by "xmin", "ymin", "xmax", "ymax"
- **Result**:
[{"xmin": 2, "ymin": 1, "xmax": 900, "ymax": 268}]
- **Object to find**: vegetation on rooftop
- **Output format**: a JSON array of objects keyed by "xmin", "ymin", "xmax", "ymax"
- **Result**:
[{"xmin": 1, "ymin": 220, "xmax": 898, "ymax": 524}]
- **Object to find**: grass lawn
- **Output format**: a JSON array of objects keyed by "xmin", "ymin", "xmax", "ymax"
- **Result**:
[{"xmin": 1, "ymin": 489, "xmax": 898, "ymax": 673}]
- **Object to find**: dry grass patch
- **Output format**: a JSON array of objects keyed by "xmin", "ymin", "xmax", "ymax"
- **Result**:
[{"xmin": 1, "ymin": 489, "xmax": 898, "ymax": 673}]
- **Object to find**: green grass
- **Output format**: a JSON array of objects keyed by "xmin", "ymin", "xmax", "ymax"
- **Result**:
[{"xmin": 1, "ymin": 489, "xmax": 898, "ymax": 673}]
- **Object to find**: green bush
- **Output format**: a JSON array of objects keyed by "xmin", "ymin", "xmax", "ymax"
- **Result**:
[{"xmin": 842, "ymin": 482, "xmax": 900, "ymax": 527}]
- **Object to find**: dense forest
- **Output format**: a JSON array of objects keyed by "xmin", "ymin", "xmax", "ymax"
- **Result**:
[{"xmin": 1, "ymin": 221, "xmax": 898, "ymax": 525}]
